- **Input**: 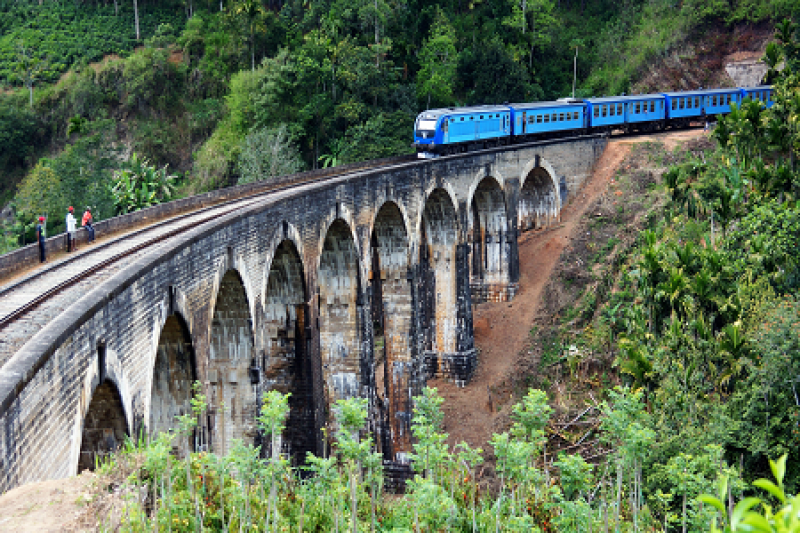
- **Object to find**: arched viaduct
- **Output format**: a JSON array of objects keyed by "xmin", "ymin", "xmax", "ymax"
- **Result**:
[{"xmin": 0, "ymin": 137, "xmax": 606, "ymax": 492}]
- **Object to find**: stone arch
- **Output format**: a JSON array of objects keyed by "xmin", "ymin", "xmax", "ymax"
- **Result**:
[
  {"xmin": 519, "ymin": 158, "xmax": 560, "ymax": 231},
  {"xmin": 150, "ymin": 312, "xmax": 196, "ymax": 456},
  {"xmin": 318, "ymin": 218, "xmax": 363, "ymax": 404},
  {"xmin": 207, "ymin": 251, "xmax": 257, "ymax": 340},
  {"xmin": 207, "ymin": 269, "xmax": 256, "ymax": 455},
  {"xmin": 78, "ymin": 378, "xmax": 128, "ymax": 472},
  {"xmin": 469, "ymin": 177, "xmax": 511, "ymax": 302},
  {"xmin": 263, "ymin": 239, "xmax": 314, "ymax": 464},
  {"xmin": 420, "ymin": 188, "xmax": 460, "ymax": 360},
  {"xmin": 370, "ymin": 201, "xmax": 413, "ymax": 460},
  {"xmin": 316, "ymin": 202, "xmax": 366, "ymax": 291}
]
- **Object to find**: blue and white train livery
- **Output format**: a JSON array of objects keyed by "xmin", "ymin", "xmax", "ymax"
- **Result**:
[{"xmin": 414, "ymin": 85, "xmax": 774, "ymax": 158}]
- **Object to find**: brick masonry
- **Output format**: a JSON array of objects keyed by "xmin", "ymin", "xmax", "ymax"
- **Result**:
[{"xmin": 0, "ymin": 136, "xmax": 606, "ymax": 492}]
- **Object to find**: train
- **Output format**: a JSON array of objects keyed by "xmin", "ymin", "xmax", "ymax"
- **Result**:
[{"xmin": 413, "ymin": 85, "xmax": 774, "ymax": 158}]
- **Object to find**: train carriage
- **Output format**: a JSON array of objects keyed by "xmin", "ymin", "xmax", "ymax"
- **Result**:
[
  {"xmin": 586, "ymin": 94, "xmax": 666, "ymax": 133},
  {"xmin": 680, "ymin": 88, "xmax": 742, "ymax": 119},
  {"xmin": 740, "ymin": 86, "xmax": 775, "ymax": 108},
  {"xmin": 508, "ymin": 101, "xmax": 586, "ymax": 139}
]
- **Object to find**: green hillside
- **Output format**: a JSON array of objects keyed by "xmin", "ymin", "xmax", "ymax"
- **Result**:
[{"xmin": 3, "ymin": 1, "xmax": 800, "ymax": 530}]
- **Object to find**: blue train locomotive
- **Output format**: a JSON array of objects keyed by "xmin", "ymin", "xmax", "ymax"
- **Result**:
[{"xmin": 413, "ymin": 85, "xmax": 774, "ymax": 158}]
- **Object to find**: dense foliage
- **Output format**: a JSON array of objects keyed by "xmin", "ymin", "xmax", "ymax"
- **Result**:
[{"xmin": 517, "ymin": 18, "xmax": 800, "ymax": 531}]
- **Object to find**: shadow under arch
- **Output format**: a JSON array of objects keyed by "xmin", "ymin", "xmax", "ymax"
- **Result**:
[
  {"xmin": 318, "ymin": 218, "xmax": 363, "ymax": 404},
  {"xmin": 420, "ymin": 187, "xmax": 460, "ymax": 358},
  {"xmin": 150, "ymin": 312, "xmax": 197, "ymax": 455},
  {"xmin": 370, "ymin": 201, "xmax": 413, "ymax": 460},
  {"xmin": 262, "ymin": 238, "xmax": 315, "ymax": 464},
  {"xmin": 519, "ymin": 164, "xmax": 559, "ymax": 231},
  {"xmin": 207, "ymin": 268, "xmax": 257, "ymax": 455},
  {"xmin": 78, "ymin": 373, "xmax": 128, "ymax": 472},
  {"xmin": 469, "ymin": 176, "xmax": 511, "ymax": 301}
]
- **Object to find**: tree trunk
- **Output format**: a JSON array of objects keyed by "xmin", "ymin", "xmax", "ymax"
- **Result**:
[{"xmin": 133, "ymin": 0, "xmax": 140, "ymax": 40}]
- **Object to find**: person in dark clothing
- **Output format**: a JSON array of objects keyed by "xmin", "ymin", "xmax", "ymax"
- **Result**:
[{"xmin": 36, "ymin": 216, "xmax": 46, "ymax": 263}]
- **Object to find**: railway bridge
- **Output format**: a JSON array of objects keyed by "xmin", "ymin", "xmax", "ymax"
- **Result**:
[{"xmin": 0, "ymin": 136, "xmax": 606, "ymax": 492}]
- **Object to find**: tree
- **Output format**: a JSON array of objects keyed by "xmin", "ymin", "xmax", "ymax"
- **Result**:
[
  {"xmin": 235, "ymin": 0, "xmax": 266, "ymax": 71},
  {"xmin": 502, "ymin": 0, "xmax": 557, "ymax": 69},
  {"xmin": 457, "ymin": 38, "xmax": 534, "ymax": 105},
  {"xmin": 15, "ymin": 41, "xmax": 45, "ymax": 107},
  {"xmin": 16, "ymin": 162, "xmax": 64, "ymax": 235},
  {"xmin": 133, "ymin": 0, "xmax": 140, "ymax": 40},
  {"xmin": 237, "ymin": 124, "xmax": 304, "ymax": 184},
  {"xmin": 416, "ymin": 8, "xmax": 458, "ymax": 108}
]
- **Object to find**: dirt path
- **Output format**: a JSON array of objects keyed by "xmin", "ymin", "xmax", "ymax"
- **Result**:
[
  {"xmin": 0, "ymin": 475, "xmax": 95, "ymax": 532},
  {"xmin": 430, "ymin": 129, "xmax": 705, "ymax": 451}
]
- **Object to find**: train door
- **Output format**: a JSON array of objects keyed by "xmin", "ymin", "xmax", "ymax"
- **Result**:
[{"xmin": 443, "ymin": 118, "xmax": 449, "ymax": 144}]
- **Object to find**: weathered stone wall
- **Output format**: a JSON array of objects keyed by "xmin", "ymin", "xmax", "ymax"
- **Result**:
[{"xmin": 0, "ymin": 136, "xmax": 606, "ymax": 491}]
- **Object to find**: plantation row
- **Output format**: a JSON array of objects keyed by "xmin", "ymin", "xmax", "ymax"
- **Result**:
[{"xmin": 0, "ymin": 3, "xmax": 184, "ymax": 85}]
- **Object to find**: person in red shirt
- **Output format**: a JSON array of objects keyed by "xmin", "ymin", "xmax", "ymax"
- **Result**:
[{"xmin": 82, "ymin": 207, "xmax": 95, "ymax": 242}]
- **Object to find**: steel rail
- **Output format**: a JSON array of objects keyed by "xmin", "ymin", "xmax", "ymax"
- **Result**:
[{"xmin": 0, "ymin": 197, "xmax": 261, "ymax": 328}]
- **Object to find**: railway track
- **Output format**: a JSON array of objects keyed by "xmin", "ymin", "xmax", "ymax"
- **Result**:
[{"xmin": 0, "ymin": 155, "xmax": 416, "ymax": 369}]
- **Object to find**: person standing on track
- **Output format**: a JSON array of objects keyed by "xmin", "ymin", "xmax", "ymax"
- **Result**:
[
  {"xmin": 82, "ymin": 206, "xmax": 95, "ymax": 243},
  {"xmin": 66, "ymin": 206, "xmax": 77, "ymax": 252},
  {"xmin": 36, "ymin": 216, "xmax": 46, "ymax": 263}
]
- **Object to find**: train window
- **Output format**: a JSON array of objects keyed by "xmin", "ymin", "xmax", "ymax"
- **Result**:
[
  {"xmin": 602, "ymin": 106, "xmax": 607, "ymax": 117},
  {"xmin": 593, "ymin": 106, "xmax": 599, "ymax": 118},
  {"xmin": 544, "ymin": 114, "xmax": 550, "ymax": 123},
  {"xmin": 671, "ymin": 99, "xmax": 677, "ymax": 110},
  {"xmin": 610, "ymin": 106, "xmax": 615, "ymax": 116},
  {"xmin": 528, "ymin": 115, "xmax": 534, "ymax": 124},
  {"xmin": 551, "ymin": 113, "xmax": 556, "ymax": 121},
  {"xmin": 634, "ymin": 103, "xmax": 640, "ymax": 113},
  {"xmin": 537, "ymin": 115, "xmax": 542, "ymax": 123},
  {"xmin": 711, "ymin": 96, "xmax": 716, "ymax": 106},
  {"xmin": 649, "ymin": 101, "xmax": 654, "ymax": 112},
  {"xmin": 679, "ymin": 98, "xmax": 685, "ymax": 109}
]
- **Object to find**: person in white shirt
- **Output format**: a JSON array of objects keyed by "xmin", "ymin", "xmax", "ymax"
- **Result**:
[{"xmin": 66, "ymin": 206, "xmax": 77, "ymax": 252}]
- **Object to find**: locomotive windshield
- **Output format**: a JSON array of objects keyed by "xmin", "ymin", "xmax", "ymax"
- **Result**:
[{"xmin": 416, "ymin": 118, "xmax": 438, "ymax": 139}]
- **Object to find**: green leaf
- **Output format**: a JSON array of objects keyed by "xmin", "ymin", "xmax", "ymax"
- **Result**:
[
  {"xmin": 730, "ymin": 497, "xmax": 762, "ymax": 529},
  {"xmin": 698, "ymin": 494, "xmax": 726, "ymax": 515},
  {"xmin": 769, "ymin": 454, "xmax": 787, "ymax": 489},
  {"xmin": 753, "ymin": 479, "xmax": 786, "ymax": 505},
  {"xmin": 740, "ymin": 512, "xmax": 775, "ymax": 532}
]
